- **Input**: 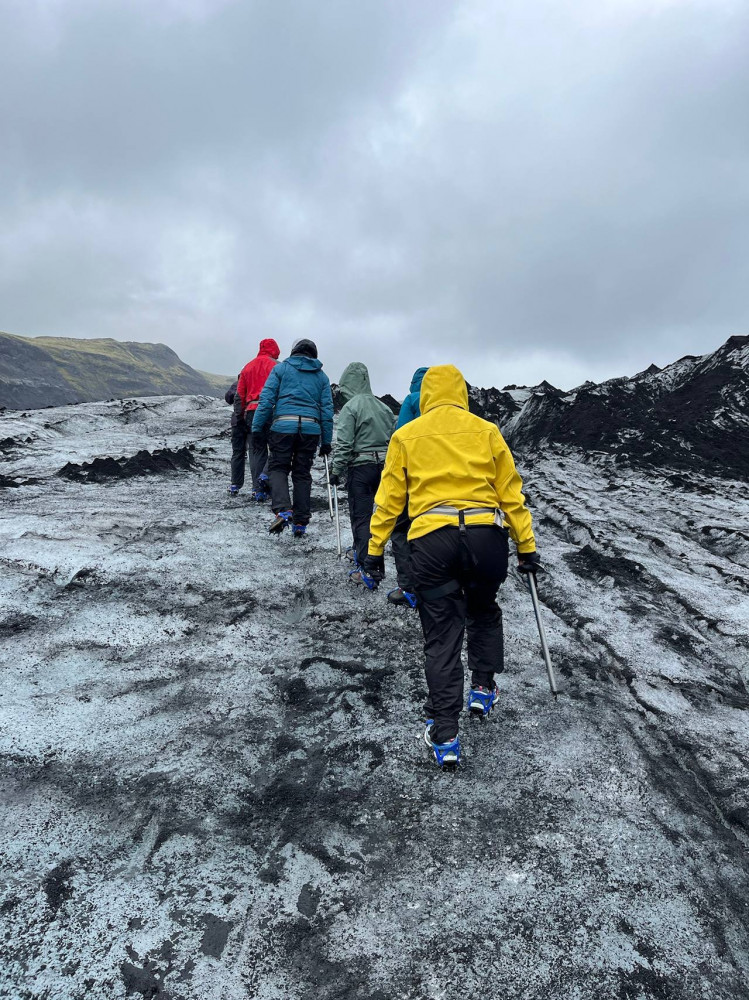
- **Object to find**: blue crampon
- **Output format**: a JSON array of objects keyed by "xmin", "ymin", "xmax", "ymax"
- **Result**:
[
  {"xmin": 269, "ymin": 510, "xmax": 294, "ymax": 534},
  {"xmin": 424, "ymin": 721, "xmax": 460, "ymax": 767},
  {"xmin": 251, "ymin": 474, "xmax": 270, "ymax": 502},
  {"xmin": 291, "ymin": 524, "xmax": 307, "ymax": 538},
  {"xmin": 349, "ymin": 567, "xmax": 378, "ymax": 590},
  {"xmin": 387, "ymin": 588, "xmax": 418, "ymax": 608},
  {"xmin": 466, "ymin": 685, "xmax": 499, "ymax": 717}
]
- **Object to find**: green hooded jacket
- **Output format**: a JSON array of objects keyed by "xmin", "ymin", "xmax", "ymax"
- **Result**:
[{"xmin": 332, "ymin": 362, "xmax": 396, "ymax": 476}]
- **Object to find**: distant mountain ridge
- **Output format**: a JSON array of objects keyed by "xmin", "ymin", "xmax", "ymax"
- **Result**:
[
  {"xmin": 0, "ymin": 332, "xmax": 230, "ymax": 409},
  {"xmin": 469, "ymin": 335, "xmax": 749, "ymax": 479}
]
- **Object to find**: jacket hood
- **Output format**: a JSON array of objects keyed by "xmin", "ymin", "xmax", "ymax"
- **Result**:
[
  {"xmin": 291, "ymin": 338, "xmax": 318, "ymax": 359},
  {"xmin": 338, "ymin": 362, "xmax": 372, "ymax": 402},
  {"xmin": 286, "ymin": 354, "xmax": 323, "ymax": 372},
  {"xmin": 259, "ymin": 338, "xmax": 280, "ymax": 359},
  {"xmin": 420, "ymin": 364, "xmax": 468, "ymax": 415},
  {"xmin": 410, "ymin": 367, "xmax": 429, "ymax": 393}
]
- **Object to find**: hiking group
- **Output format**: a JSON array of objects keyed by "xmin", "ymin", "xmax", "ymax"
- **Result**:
[{"xmin": 226, "ymin": 338, "xmax": 541, "ymax": 767}]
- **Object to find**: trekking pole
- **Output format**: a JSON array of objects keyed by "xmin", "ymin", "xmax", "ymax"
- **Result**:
[
  {"xmin": 523, "ymin": 571, "xmax": 559, "ymax": 697},
  {"xmin": 323, "ymin": 455, "xmax": 334, "ymax": 520},
  {"xmin": 332, "ymin": 485, "xmax": 342, "ymax": 558}
]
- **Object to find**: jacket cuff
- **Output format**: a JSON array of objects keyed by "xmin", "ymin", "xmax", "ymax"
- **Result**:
[
  {"xmin": 368, "ymin": 542, "xmax": 385, "ymax": 557},
  {"xmin": 517, "ymin": 541, "xmax": 536, "ymax": 554}
]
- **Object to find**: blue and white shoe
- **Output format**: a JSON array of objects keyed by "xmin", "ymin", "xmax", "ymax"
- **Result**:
[
  {"xmin": 227, "ymin": 484, "xmax": 240, "ymax": 496},
  {"xmin": 269, "ymin": 510, "xmax": 294, "ymax": 534},
  {"xmin": 467, "ymin": 684, "xmax": 499, "ymax": 717},
  {"xmin": 251, "ymin": 489, "xmax": 270, "ymax": 502},
  {"xmin": 424, "ymin": 721, "xmax": 460, "ymax": 767},
  {"xmin": 291, "ymin": 524, "xmax": 307, "ymax": 538}
]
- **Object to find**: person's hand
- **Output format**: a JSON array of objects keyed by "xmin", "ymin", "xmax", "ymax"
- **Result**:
[
  {"xmin": 319, "ymin": 443, "xmax": 332, "ymax": 458},
  {"xmin": 517, "ymin": 551, "xmax": 542, "ymax": 575},
  {"xmin": 329, "ymin": 472, "xmax": 341, "ymax": 487},
  {"xmin": 362, "ymin": 554, "xmax": 385, "ymax": 581}
]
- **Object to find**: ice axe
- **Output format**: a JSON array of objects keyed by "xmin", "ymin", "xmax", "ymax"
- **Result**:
[
  {"xmin": 323, "ymin": 455, "xmax": 334, "ymax": 519},
  {"xmin": 332, "ymin": 483, "xmax": 342, "ymax": 559},
  {"xmin": 518, "ymin": 566, "xmax": 559, "ymax": 697},
  {"xmin": 323, "ymin": 455, "xmax": 343, "ymax": 558}
]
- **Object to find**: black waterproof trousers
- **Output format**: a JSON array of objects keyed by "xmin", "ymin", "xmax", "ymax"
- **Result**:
[
  {"xmin": 347, "ymin": 463, "xmax": 383, "ymax": 564},
  {"xmin": 390, "ymin": 507, "xmax": 415, "ymax": 592},
  {"xmin": 268, "ymin": 430, "xmax": 319, "ymax": 525},
  {"xmin": 410, "ymin": 524, "xmax": 509, "ymax": 743},
  {"xmin": 230, "ymin": 411, "xmax": 269, "ymax": 490}
]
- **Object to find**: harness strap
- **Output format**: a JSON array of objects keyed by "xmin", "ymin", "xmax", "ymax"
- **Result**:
[
  {"xmin": 274, "ymin": 414, "xmax": 321, "ymax": 426},
  {"xmin": 414, "ymin": 505, "xmax": 503, "ymax": 523},
  {"xmin": 417, "ymin": 579, "xmax": 462, "ymax": 603}
]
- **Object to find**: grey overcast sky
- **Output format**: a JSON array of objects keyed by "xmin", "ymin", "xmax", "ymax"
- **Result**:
[{"xmin": 1, "ymin": 0, "xmax": 748, "ymax": 394}]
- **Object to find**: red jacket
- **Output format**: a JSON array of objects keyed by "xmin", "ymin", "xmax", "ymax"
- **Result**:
[{"xmin": 236, "ymin": 339, "xmax": 281, "ymax": 412}]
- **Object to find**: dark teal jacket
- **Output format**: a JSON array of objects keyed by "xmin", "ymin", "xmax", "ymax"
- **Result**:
[
  {"xmin": 253, "ymin": 355, "xmax": 334, "ymax": 444},
  {"xmin": 396, "ymin": 367, "xmax": 428, "ymax": 429}
]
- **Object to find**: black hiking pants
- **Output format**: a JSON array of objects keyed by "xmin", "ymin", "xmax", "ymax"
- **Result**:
[
  {"xmin": 347, "ymin": 463, "xmax": 384, "ymax": 565},
  {"xmin": 230, "ymin": 422, "xmax": 249, "ymax": 489},
  {"xmin": 410, "ymin": 524, "xmax": 509, "ymax": 743},
  {"xmin": 230, "ymin": 411, "xmax": 269, "ymax": 490},
  {"xmin": 268, "ymin": 430, "xmax": 319, "ymax": 525},
  {"xmin": 390, "ymin": 506, "xmax": 415, "ymax": 592}
]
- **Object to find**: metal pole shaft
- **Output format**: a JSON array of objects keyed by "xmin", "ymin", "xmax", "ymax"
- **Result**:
[
  {"xmin": 323, "ymin": 455, "xmax": 334, "ymax": 520},
  {"xmin": 527, "ymin": 573, "xmax": 559, "ymax": 696},
  {"xmin": 333, "ymin": 485, "xmax": 342, "ymax": 558}
]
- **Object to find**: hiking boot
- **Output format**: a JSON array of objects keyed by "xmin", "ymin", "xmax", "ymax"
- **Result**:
[
  {"xmin": 227, "ymin": 485, "xmax": 241, "ymax": 496},
  {"xmin": 349, "ymin": 568, "xmax": 378, "ymax": 591},
  {"xmin": 344, "ymin": 547, "xmax": 357, "ymax": 564},
  {"xmin": 387, "ymin": 587, "xmax": 418, "ymax": 609},
  {"xmin": 269, "ymin": 510, "xmax": 293, "ymax": 534},
  {"xmin": 291, "ymin": 524, "xmax": 307, "ymax": 538},
  {"xmin": 424, "ymin": 721, "xmax": 460, "ymax": 768},
  {"xmin": 467, "ymin": 684, "xmax": 499, "ymax": 717},
  {"xmin": 251, "ymin": 489, "xmax": 270, "ymax": 502}
]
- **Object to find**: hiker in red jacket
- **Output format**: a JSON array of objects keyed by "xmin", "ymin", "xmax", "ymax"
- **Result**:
[{"xmin": 228, "ymin": 338, "xmax": 281, "ymax": 499}]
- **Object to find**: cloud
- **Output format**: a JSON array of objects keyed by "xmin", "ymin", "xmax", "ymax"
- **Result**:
[{"xmin": 1, "ymin": 0, "xmax": 748, "ymax": 393}]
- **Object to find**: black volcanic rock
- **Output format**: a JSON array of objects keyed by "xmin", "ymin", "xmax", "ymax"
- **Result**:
[
  {"xmin": 378, "ymin": 393, "xmax": 401, "ymax": 416},
  {"xmin": 330, "ymin": 383, "xmax": 401, "ymax": 416},
  {"xmin": 56, "ymin": 446, "xmax": 197, "ymax": 483},
  {"xmin": 505, "ymin": 335, "xmax": 749, "ymax": 479},
  {"xmin": 467, "ymin": 385, "xmax": 526, "ymax": 431}
]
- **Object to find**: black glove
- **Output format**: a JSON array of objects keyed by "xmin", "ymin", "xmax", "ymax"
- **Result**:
[
  {"xmin": 329, "ymin": 472, "xmax": 341, "ymax": 487},
  {"xmin": 252, "ymin": 430, "xmax": 268, "ymax": 450},
  {"xmin": 319, "ymin": 443, "xmax": 332, "ymax": 458},
  {"xmin": 517, "ymin": 551, "xmax": 542, "ymax": 575},
  {"xmin": 362, "ymin": 554, "xmax": 385, "ymax": 582}
]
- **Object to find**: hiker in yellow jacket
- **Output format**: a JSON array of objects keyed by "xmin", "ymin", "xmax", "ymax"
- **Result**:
[{"xmin": 360, "ymin": 364, "xmax": 539, "ymax": 767}]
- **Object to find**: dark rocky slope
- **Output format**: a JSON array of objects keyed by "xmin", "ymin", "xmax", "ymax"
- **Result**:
[
  {"xmin": 469, "ymin": 335, "xmax": 749, "ymax": 480},
  {"xmin": 0, "ymin": 332, "xmax": 229, "ymax": 410}
]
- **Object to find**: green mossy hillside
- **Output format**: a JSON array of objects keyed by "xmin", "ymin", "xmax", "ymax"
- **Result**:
[{"xmin": 0, "ymin": 332, "xmax": 231, "ymax": 410}]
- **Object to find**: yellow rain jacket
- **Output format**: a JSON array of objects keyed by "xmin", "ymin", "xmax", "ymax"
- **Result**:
[{"xmin": 368, "ymin": 364, "xmax": 536, "ymax": 556}]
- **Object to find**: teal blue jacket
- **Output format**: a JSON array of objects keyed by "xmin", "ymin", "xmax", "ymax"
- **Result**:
[
  {"xmin": 253, "ymin": 355, "xmax": 334, "ymax": 444},
  {"xmin": 396, "ymin": 367, "xmax": 428, "ymax": 428}
]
